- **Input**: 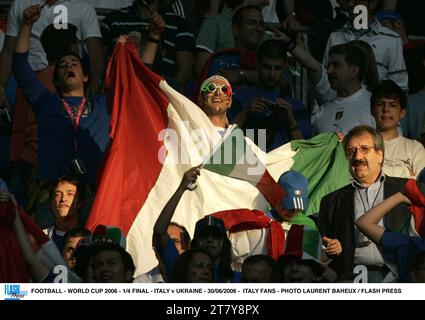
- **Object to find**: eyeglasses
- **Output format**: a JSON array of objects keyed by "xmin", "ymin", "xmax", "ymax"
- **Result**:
[
  {"xmin": 346, "ymin": 145, "xmax": 377, "ymax": 157},
  {"xmin": 201, "ymin": 82, "xmax": 232, "ymax": 96}
]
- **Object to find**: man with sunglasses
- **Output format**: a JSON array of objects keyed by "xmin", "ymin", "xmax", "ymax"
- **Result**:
[
  {"xmin": 318, "ymin": 125, "xmax": 423, "ymax": 282},
  {"xmin": 198, "ymin": 75, "xmax": 233, "ymax": 138}
]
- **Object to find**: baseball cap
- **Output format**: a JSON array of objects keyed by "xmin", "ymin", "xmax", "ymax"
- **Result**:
[
  {"xmin": 194, "ymin": 215, "xmax": 226, "ymax": 239},
  {"xmin": 375, "ymin": 10, "xmax": 405, "ymax": 25},
  {"xmin": 278, "ymin": 170, "xmax": 309, "ymax": 211}
]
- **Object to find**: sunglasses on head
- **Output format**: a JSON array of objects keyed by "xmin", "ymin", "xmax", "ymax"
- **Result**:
[{"xmin": 201, "ymin": 82, "xmax": 233, "ymax": 96}]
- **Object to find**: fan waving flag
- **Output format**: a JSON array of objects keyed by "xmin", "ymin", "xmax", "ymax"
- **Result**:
[
  {"xmin": 86, "ymin": 41, "xmax": 269, "ymax": 276},
  {"xmin": 86, "ymin": 41, "xmax": 351, "ymax": 277}
]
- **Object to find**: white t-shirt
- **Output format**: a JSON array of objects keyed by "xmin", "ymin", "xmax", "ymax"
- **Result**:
[
  {"xmin": 383, "ymin": 135, "xmax": 425, "ymax": 179},
  {"xmin": 6, "ymin": 0, "xmax": 101, "ymax": 70},
  {"xmin": 312, "ymin": 68, "xmax": 376, "ymax": 135},
  {"xmin": 261, "ymin": 0, "xmax": 279, "ymax": 23}
]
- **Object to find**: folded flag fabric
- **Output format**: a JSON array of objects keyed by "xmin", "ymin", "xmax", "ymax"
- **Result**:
[
  {"xmin": 86, "ymin": 41, "xmax": 269, "ymax": 277},
  {"xmin": 403, "ymin": 179, "xmax": 425, "ymax": 237},
  {"xmin": 204, "ymin": 130, "xmax": 351, "ymax": 215},
  {"xmin": 211, "ymin": 209, "xmax": 285, "ymax": 260},
  {"xmin": 0, "ymin": 201, "xmax": 66, "ymax": 282}
]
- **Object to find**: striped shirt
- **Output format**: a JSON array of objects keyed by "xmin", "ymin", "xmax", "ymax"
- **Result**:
[
  {"xmin": 101, "ymin": 5, "xmax": 195, "ymax": 77},
  {"xmin": 196, "ymin": 7, "xmax": 234, "ymax": 54}
]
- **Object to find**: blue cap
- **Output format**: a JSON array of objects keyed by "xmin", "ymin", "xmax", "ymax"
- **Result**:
[
  {"xmin": 375, "ymin": 10, "xmax": 405, "ymax": 25},
  {"xmin": 194, "ymin": 215, "xmax": 226, "ymax": 239},
  {"xmin": 278, "ymin": 170, "xmax": 309, "ymax": 211}
]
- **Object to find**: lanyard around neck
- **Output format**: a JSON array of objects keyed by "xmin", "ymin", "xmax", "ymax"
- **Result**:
[{"xmin": 62, "ymin": 97, "xmax": 86, "ymax": 152}]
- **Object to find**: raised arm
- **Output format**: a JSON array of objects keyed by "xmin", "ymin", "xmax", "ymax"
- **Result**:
[
  {"xmin": 153, "ymin": 166, "xmax": 201, "ymax": 251},
  {"xmin": 1, "ymin": 192, "xmax": 50, "ymax": 283},
  {"xmin": 355, "ymin": 192, "xmax": 411, "ymax": 243},
  {"xmin": 141, "ymin": 12, "xmax": 166, "ymax": 65},
  {"xmin": 12, "ymin": 5, "xmax": 52, "ymax": 111},
  {"xmin": 15, "ymin": 5, "xmax": 40, "ymax": 53},
  {"xmin": 270, "ymin": 27, "xmax": 322, "ymax": 85}
]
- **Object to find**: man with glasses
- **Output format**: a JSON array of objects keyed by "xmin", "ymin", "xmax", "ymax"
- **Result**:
[{"xmin": 318, "ymin": 125, "xmax": 420, "ymax": 282}]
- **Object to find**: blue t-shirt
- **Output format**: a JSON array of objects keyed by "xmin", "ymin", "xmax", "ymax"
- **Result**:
[
  {"xmin": 379, "ymin": 230, "xmax": 425, "ymax": 282},
  {"xmin": 12, "ymin": 52, "xmax": 110, "ymax": 183},
  {"xmin": 159, "ymin": 238, "xmax": 180, "ymax": 281},
  {"xmin": 208, "ymin": 53, "xmax": 241, "ymax": 76},
  {"xmin": 232, "ymin": 86, "xmax": 312, "ymax": 151}
]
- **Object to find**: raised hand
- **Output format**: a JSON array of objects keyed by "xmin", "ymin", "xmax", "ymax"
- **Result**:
[
  {"xmin": 179, "ymin": 165, "xmax": 202, "ymax": 191},
  {"xmin": 23, "ymin": 5, "xmax": 41, "ymax": 26},
  {"xmin": 149, "ymin": 12, "xmax": 166, "ymax": 37}
]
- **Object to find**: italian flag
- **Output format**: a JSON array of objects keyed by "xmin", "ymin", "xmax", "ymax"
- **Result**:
[
  {"xmin": 204, "ymin": 126, "xmax": 351, "ymax": 216},
  {"xmin": 0, "ymin": 201, "xmax": 69, "ymax": 282},
  {"xmin": 86, "ymin": 41, "xmax": 350, "ymax": 276}
]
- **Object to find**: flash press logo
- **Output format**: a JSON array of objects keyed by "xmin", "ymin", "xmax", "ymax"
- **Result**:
[{"xmin": 4, "ymin": 284, "xmax": 28, "ymax": 300}]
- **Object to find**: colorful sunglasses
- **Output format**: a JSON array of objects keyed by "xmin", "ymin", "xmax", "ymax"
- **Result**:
[{"xmin": 201, "ymin": 82, "xmax": 233, "ymax": 96}]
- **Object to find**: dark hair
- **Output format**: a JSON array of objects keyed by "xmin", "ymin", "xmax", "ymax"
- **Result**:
[
  {"xmin": 257, "ymin": 39, "xmax": 288, "ymax": 62},
  {"xmin": 232, "ymin": 5, "xmax": 262, "ymax": 26},
  {"xmin": 371, "ymin": 80, "xmax": 407, "ymax": 110},
  {"xmin": 40, "ymin": 23, "xmax": 78, "ymax": 64},
  {"xmin": 278, "ymin": 255, "xmax": 323, "ymax": 282},
  {"xmin": 241, "ymin": 254, "xmax": 281, "ymax": 283},
  {"xmin": 63, "ymin": 226, "xmax": 91, "ymax": 244},
  {"xmin": 49, "ymin": 176, "xmax": 79, "ymax": 201},
  {"xmin": 53, "ymin": 52, "xmax": 89, "ymax": 94},
  {"xmin": 169, "ymin": 222, "xmax": 191, "ymax": 250},
  {"xmin": 329, "ymin": 42, "xmax": 369, "ymax": 87},
  {"xmin": 350, "ymin": 40, "xmax": 379, "ymax": 91},
  {"xmin": 342, "ymin": 125, "xmax": 385, "ymax": 158},
  {"xmin": 169, "ymin": 248, "xmax": 214, "ymax": 283},
  {"xmin": 192, "ymin": 230, "xmax": 234, "ymax": 282},
  {"xmin": 89, "ymin": 243, "xmax": 135, "ymax": 282}
]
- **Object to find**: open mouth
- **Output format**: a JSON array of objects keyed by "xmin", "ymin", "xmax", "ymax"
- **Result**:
[{"xmin": 67, "ymin": 71, "xmax": 76, "ymax": 78}]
